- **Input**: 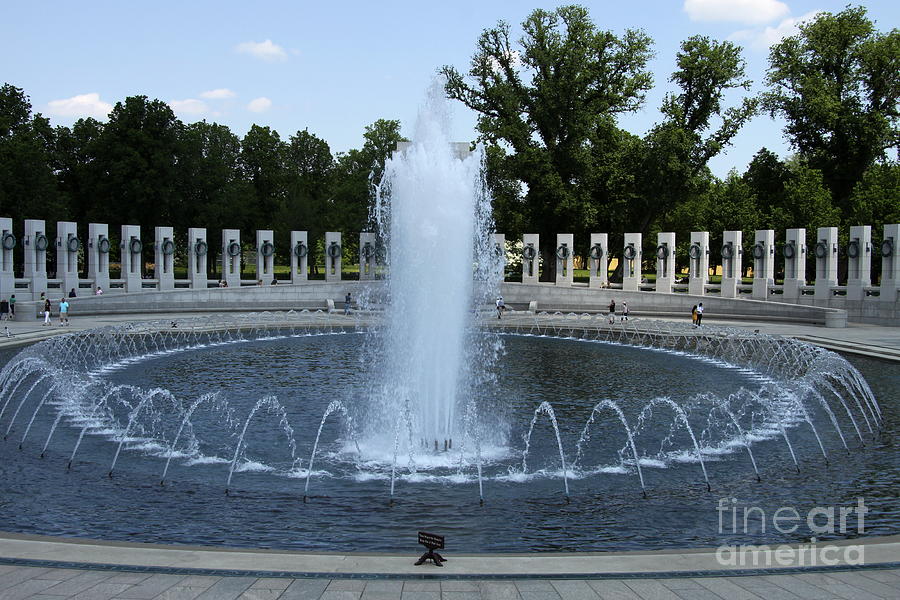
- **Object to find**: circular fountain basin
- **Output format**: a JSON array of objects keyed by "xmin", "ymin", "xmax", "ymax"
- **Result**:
[{"xmin": 0, "ymin": 324, "xmax": 897, "ymax": 553}]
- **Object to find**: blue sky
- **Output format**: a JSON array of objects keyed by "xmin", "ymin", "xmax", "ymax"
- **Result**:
[{"xmin": 3, "ymin": 1, "xmax": 896, "ymax": 178}]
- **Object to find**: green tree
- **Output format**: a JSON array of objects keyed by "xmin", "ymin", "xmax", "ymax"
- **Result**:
[
  {"xmin": 90, "ymin": 96, "xmax": 182, "ymax": 232},
  {"xmin": 239, "ymin": 125, "xmax": 288, "ymax": 233},
  {"xmin": 442, "ymin": 5, "xmax": 653, "ymax": 277},
  {"xmin": 279, "ymin": 128, "xmax": 333, "ymax": 267},
  {"xmin": 638, "ymin": 36, "xmax": 758, "ymax": 235},
  {"xmin": 763, "ymin": 5, "xmax": 900, "ymax": 214},
  {"xmin": 0, "ymin": 83, "xmax": 63, "ymax": 227}
]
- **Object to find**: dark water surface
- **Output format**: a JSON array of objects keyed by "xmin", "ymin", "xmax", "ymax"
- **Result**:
[{"xmin": 0, "ymin": 333, "xmax": 896, "ymax": 552}]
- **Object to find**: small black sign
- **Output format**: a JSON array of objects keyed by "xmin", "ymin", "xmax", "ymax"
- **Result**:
[
  {"xmin": 418, "ymin": 531, "xmax": 444, "ymax": 550},
  {"xmin": 415, "ymin": 531, "xmax": 447, "ymax": 566}
]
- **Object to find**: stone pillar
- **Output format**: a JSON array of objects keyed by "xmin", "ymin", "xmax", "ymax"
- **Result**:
[
  {"xmin": 813, "ymin": 227, "xmax": 839, "ymax": 300},
  {"xmin": 655, "ymin": 232, "xmax": 676, "ymax": 293},
  {"xmin": 622, "ymin": 233, "xmax": 642, "ymax": 292},
  {"xmin": 880, "ymin": 223, "xmax": 900, "ymax": 302},
  {"xmin": 154, "ymin": 226, "xmax": 175, "ymax": 291},
  {"xmin": 121, "ymin": 225, "xmax": 142, "ymax": 293},
  {"xmin": 720, "ymin": 231, "xmax": 743, "ymax": 298},
  {"xmin": 751, "ymin": 230, "xmax": 775, "ymax": 300},
  {"xmin": 588, "ymin": 233, "xmax": 608, "ymax": 288},
  {"xmin": 222, "ymin": 229, "xmax": 241, "ymax": 288},
  {"xmin": 493, "ymin": 233, "xmax": 506, "ymax": 281},
  {"xmin": 783, "ymin": 228, "xmax": 806, "ymax": 300},
  {"xmin": 846, "ymin": 225, "xmax": 872, "ymax": 301},
  {"xmin": 521, "ymin": 234, "xmax": 539, "ymax": 284},
  {"xmin": 290, "ymin": 231, "xmax": 309, "ymax": 284},
  {"xmin": 55, "ymin": 221, "xmax": 80, "ymax": 297},
  {"xmin": 24, "ymin": 219, "xmax": 48, "ymax": 300},
  {"xmin": 88, "ymin": 223, "xmax": 110, "ymax": 294},
  {"xmin": 256, "ymin": 230, "xmax": 275, "ymax": 284},
  {"xmin": 555, "ymin": 234, "xmax": 574, "ymax": 286},
  {"xmin": 188, "ymin": 228, "xmax": 208, "ymax": 289},
  {"xmin": 0, "ymin": 217, "xmax": 15, "ymax": 301},
  {"xmin": 325, "ymin": 232, "xmax": 342, "ymax": 282},
  {"xmin": 360, "ymin": 232, "xmax": 377, "ymax": 280},
  {"xmin": 688, "ymin": 231, "xmax": 709, "ymax": 296}
]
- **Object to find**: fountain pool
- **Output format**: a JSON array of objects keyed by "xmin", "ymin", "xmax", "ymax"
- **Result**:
[{"xmin": 0, "ymin": 315, "xmax": 896, "ymax": 553}]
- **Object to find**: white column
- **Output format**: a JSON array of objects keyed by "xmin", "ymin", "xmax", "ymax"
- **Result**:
[
  {"xmin": 720, "ymin": 230, "xmax": 743, "ymax": 298},
  {"xmin": 880, "ymin": 223, "xmax": 900, "ymax": 302},
  {"xmin": 688, "ymin": 231, "xmax": 709, "ymax": 296},
  {"xmin": 325, "ymin": 232, "xmax": 342, "ymax": 282},
  {"xmin": 360, "ymin": 232, "xmax": 376, "ymax": 280},
  {"xmin": 88, "ymin": 223, "xmax": 110, "ymax": 294},
  {"xmin": 121, "ymin": 225, "xmax": 142, "ymax": 293},
  {"xmin": 256, "ymin": 229, "xmax": 275, "ymax": 284},
  {"xmin": 655, "ymin": 232, "xmax": 675, "ymax": 293},
  {"xmin": 0, "ymin": 217, "xmax": 14, "ymax": 301},
  {"xmin": 622, "ymin": 233, "xmax": 642, "ymax": 292},
  {"xmin": 814, "ymin": 226, "xmax": 839, "ymax": 300},
  {"xmin": 555, "ymin": 233, "xmax": 574, "ymax": 286},
  {"xmin": 188, "ymin": 228, "xmax": 208, "ymax": 290},
  {"xmin": 521, "ymin": 234, "xmax": 539, "ymax": 284},
  {"xmin": 24, "ymin": 219, "xmax": 48, "ymax": 300},
  {"xmin": 222, "ymin": 229, "xmax": 241, "ymax": 288},
  {"xmin": 56, "ymin": 221, "xmax": 80, "ymax": 297},
  {"xmin": 783, "ymin": 228, "xmax": 806, "ymax": 300},
  {"xmin": 588, "ymin": 233, "xmax": 608, "ymax": 288},
  {"xmin": 155, "ymin": 226, "xmax": 175, "ymax": 291},
  {"xmin": 846, "ymin": 225, "xmax": 872, "ymax": 301},
  {"xmin": 290, "ymin": 231, "xmax": 309, "ymax": 284},
  {"xmin": 751, "ymin": 229, "xmax": 775, "ymax": 300}
]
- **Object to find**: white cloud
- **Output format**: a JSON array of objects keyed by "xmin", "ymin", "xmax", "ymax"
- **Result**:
[
  {"xmin": 235, "ymin": 39, "xmax": 287, "ymax": 62},
  {"xmin": 247, "ymin": 97, "xmax": 272, "ymax": 113},
  {"xmin": 169, "ymin": 98, "xmax": 208, "ymax": 115},
  {"xmin": 200, "ymin": 88, "xmax": 236, "ymax": 99},
  {"xmin": 46, "ymin": 93, "xmax": 113, "ymax": 119},
  {"xmin": 730, "ymin": 11, "xmax": 820, "ymax": 50},
  {"xmin": 684, "ymin": 0, "xmax": 789, "ymax": 25}
]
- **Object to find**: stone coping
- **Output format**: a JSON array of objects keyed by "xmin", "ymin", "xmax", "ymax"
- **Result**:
[{"xmin": 0, "ymin": 532, "xmax": 897, "ymax": 579}]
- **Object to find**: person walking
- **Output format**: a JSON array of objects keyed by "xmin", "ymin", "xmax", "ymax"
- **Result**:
[
  {"xmin": 59, "ymin": 298, "xmax": 69, "ymax": 326},
  {"xmin": 696, "ymin": 302, "xmax": 704, "ymax": 326},
  {"xmin": 0, "ymin": 299, "xmax": 8, "ymax": 321},
  {"xmin": 42, "ymin": 297, "xmax": 51, "ymax": 326},
  {"xmin": 622, "ymin": 302, "xmax": 629, "ymax": 321},
  {"xmin": 344, "ymin": 292, "xmax": 352, "ymax": 315},
  {"xmin": 9, "ymin": 294, "xmax": 15, "ymax": 319}
]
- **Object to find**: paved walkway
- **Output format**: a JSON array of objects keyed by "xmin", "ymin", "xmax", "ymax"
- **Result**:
[
  {"xmin": 0, "ymin": 562, "xmax": 898, "ymax": 599},
  {"xmin": 1, "ymin": 310, "xmax": 899, "ymax": 598}
]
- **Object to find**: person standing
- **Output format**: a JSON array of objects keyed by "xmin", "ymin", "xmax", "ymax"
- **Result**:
[
  {"xmin": 622, "ymin": 302, "xmax": 629, "ymax": 321},
  {"xmin": 608, "ymin": 299, "xmax": 616, "ymax": 319},
  {"xmin": 344, "ymin": 292, "xmax": 352, "ymax": 315},
  {"xmin": 9, "ymin": 294, "xmax": 15, "ymax": 319},
  {"xmin": 691, "ymin": 305, "xmax": 698, "ymax": 326},
  {"xmin": 0, "ymin": 299, "xmax": 8, "ymax": 321},
  {"xmin": 496, "ymin": 296, "xmax": 506, "ymax": 319},
  {"xmin": 59, "ymin": 298, "xmax": 69, "ymax": 326},
  {"xmin": 696, "ymin": 302, "xmax": 704, "ymax": 326},
  {"xmin": 43, "ymin": 297, "xmax": 51, "ymax": 326}
]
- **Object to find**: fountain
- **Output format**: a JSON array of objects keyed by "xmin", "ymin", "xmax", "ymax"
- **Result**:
[{"xmin": 0, "ymin": 86, "xmax": 896, "ymax": 552}]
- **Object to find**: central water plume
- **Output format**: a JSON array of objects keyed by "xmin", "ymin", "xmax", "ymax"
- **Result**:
[{"xmin": 367, "ymin": 83, "xmax": 502, "ymax": 453}]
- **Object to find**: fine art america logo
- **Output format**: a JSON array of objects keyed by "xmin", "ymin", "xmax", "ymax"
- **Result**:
[{"xmin": 715, "ymin": 497, "xmax": 867, "ymax": 567}]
